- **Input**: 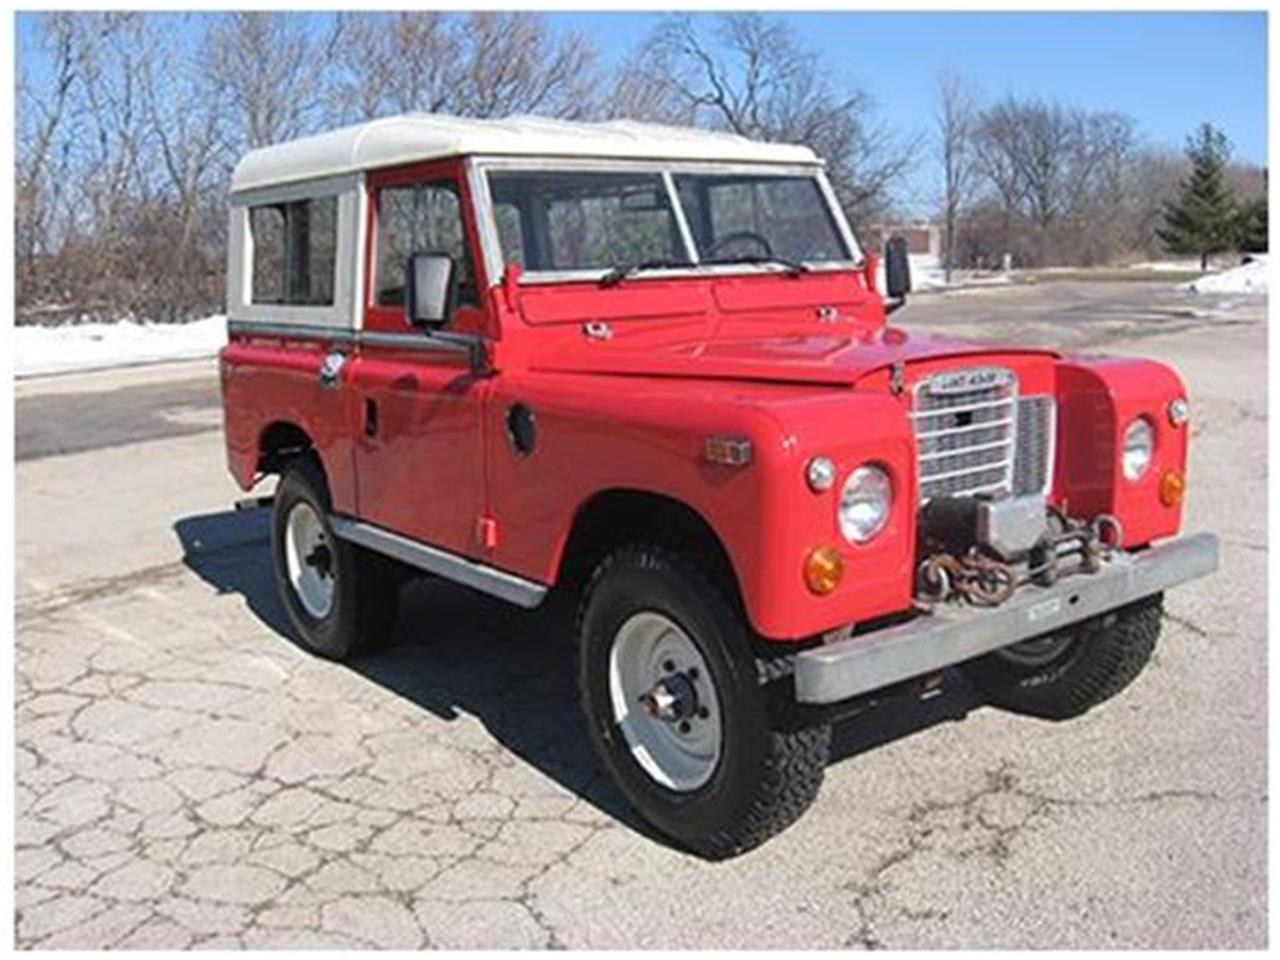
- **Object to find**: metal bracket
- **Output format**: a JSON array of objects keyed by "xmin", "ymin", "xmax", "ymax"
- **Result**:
[{"xmin": 318, "ymin": 351, "xmax": 347, "ymax": 390}]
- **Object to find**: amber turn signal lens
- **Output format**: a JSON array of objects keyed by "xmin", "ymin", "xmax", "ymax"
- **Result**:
[
  {"xmin": 804, "ymin": 546, "xmax": 844, "ymax": 595},
  {"xmin": 1159, "ymin": 470, "xmax": 1185, "ymax": 507}
]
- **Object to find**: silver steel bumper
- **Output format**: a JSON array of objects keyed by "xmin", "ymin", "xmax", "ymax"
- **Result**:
[{"xmin": 794, "ymin": 532, "xmax": 1220, "ymax": 705}]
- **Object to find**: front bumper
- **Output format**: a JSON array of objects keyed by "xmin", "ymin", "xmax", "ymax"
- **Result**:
[{"xmin": 794, "ymin": 532, "xmax": 1219, "ymax": 704}]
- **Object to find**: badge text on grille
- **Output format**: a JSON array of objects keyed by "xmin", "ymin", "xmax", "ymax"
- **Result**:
[{"xmin": 926, "ymin": 367, "xmax": 1015, "ymax": 396}]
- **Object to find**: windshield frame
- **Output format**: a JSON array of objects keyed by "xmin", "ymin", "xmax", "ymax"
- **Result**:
[{"xmin": 467, "ymin": 156, "xmax": 862, "ymax": 286}]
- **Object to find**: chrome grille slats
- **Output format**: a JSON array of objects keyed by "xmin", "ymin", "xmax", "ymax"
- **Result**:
[
  {"xmin": 912, "ymin": 368, "xmax": 1018, "ymax": 502},
  {"xmin": 910, "ymin": 365, "xmax": 1057, "ymax": 504}
]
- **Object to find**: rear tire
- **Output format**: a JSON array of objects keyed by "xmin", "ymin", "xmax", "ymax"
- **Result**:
[
  {"xmin": 961, "ymin": 593, "xmax": 1163, "ymax": 720},
  {"xmin": 271, "ymin": 458, "xmax": 404, "ymax": 661},
  {"xmin": 577, "ymin": 544, "xmax": 830, "ymax": 859}
]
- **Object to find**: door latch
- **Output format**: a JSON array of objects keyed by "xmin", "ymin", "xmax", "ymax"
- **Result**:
[{"xmin": 318, "ymin": 351, "xmax": 347, "ymax": 390}]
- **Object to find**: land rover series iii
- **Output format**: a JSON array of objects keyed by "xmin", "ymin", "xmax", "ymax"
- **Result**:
[{"xmin": 220, "ymin": 114, "xmax": 1218, "ymax": 858}]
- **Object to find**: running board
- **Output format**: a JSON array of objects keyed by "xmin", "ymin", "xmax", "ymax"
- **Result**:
[{"xmin": 328, "ymin": 516, "xmax": 548, "ymax": 609}]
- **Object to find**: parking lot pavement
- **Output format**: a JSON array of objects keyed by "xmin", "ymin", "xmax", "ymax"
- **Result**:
[{"xmin": 14, "ymin": 282, "xmax": 1267, "ymax": 948}]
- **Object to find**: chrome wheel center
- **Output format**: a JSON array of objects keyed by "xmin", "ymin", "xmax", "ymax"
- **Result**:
[
  {"xmin": 608, "ymin": 612, "xmax": 722, "ymax": 792},
  {"xmin": 284, "ymin": 502, "xmax": 336, "ymax": 620}
]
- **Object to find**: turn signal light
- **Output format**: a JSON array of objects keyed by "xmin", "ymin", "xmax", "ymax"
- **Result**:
[
  {"xmin": 804, "ymin": 546, "xmax": 844, "ymax": 595},
  {"xmin": 1159, "ymin": 470, "xmax": 1186, "ymax": 507}
]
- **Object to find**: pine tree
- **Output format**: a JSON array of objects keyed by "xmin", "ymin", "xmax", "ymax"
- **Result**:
[
  {"xmin": 1237, "ymin": 194, "xmax": 1268, "ymax": 253},
  {"xmin": 1158, "ymin": 123, "xmax": 1239, "ymax": 270}
]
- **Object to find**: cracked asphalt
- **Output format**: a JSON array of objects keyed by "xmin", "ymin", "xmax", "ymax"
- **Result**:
[{"xmin": 14, "ymin": 280, "xmax": 1267, "ymax": 948}]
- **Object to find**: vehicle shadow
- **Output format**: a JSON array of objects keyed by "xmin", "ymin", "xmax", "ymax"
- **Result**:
[{"xmin": 174, "ymin": 508, "xmax": 984, "ymax": 844}]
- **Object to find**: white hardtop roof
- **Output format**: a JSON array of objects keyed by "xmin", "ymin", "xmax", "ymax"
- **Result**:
[{"xmin": 231, "ymin": 113, "xmax": 821, "ymax": 193}]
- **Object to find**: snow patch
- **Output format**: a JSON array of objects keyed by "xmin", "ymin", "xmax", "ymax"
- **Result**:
[
  {"xmin": 15, "ymin": 315, "xmax": 227, "ymax": 378},
  {"xmin": 875, "ymin": 253, "xmax": 1012, "ymax": 294},
  {"xmin": 1181, "ymin": 257, "xmax": 1269, "ymax": 295}
]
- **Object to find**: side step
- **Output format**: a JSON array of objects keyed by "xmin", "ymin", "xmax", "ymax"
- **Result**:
[{"xmin": 328, "ymin": 515, "xmax": 548, "ymax": 609}]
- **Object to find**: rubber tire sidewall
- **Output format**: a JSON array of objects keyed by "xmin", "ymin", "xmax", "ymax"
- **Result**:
[
  {"xmin": 962, "ymin": 594, "xmax": 1163, "ymax": 720},
  {"xmin": 272, "ymin": 459, "xmax": 366, "ymax": 661},
  {"xmin": 578, "ymin": 549, "xmax": 778, "ymax": 855}
]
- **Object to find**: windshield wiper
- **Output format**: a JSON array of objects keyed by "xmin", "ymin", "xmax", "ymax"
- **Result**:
[
  {"xmin": 598, "ymin": 258, "xmax": 694, "ymax": 287},
  {"xmin": 702, "ymin": 254, "xmax": 811, "ymax": 277}
]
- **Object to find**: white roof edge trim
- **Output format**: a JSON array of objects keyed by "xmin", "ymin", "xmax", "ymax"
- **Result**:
[{"xmin": 231, "ymin": 113, "xmax": 821, "ymax": 193}]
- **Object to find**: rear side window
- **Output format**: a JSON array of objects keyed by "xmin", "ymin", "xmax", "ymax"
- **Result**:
[
  {"xmin": 375, "ymin": 182, "xmax": 477, "ymax": 308},
  {"xmin": 249, "ymin": 197, "xmax": 337, "ymax": 306}
]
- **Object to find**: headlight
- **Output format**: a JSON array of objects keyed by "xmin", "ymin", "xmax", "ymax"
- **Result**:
[
  {"xmin": 839, "ymin": 465, "xmax": 892, "ymax": 543},
  {"xmin": 1122, "ymin": 417, "xmax": 1155, "ymax": 481}
]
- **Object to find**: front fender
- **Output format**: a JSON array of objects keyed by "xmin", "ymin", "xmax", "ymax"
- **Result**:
[{"xmin": 484, "ymin": 374, "xmax": 917, "ymax": 640}]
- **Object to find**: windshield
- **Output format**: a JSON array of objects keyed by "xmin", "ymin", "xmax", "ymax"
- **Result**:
[
  {"xmin": 673, "ymin": 174, "xmax": 848, "ymax": 263},
  {"xmin": 484, "ymin": 166, "xmax": 852, "ymax": 276},
  {"xmin": 488, "ymin": 171, "xmax": 689, "ymax": 272}
]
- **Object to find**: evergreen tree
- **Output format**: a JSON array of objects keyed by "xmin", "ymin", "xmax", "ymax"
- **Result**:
[
  {"xmin": 1158, "ymin": 123, "xmax": 1239, "ymax": 270},
  {"xmin": 1236, "ymin": 194, "xmax": 1268, "ymax": 253}
]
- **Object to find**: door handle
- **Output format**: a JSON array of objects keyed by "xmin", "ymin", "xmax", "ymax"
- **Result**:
[{"xmin": 318, "ymin": 351, "xmax": 346, "ymax": 390}]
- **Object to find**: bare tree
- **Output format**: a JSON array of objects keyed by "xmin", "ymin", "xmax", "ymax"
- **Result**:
[
  {"xmin": 16, "ymin": 13, "xmax": 78, "ymax": 287},
  {"xmin": 203, "ymin": 12, "xmax": 336, "ymax": 150},
  {"xmin": 330, "ymin": 12, "xmax": 597, "ymax": 123},
  {"xmin": 615, "ymin": 14, "xmax": 916, "ymax": 225},
  {"xmin": 935, "ymin": 68, "xmax": 976, "ymax": 280}
]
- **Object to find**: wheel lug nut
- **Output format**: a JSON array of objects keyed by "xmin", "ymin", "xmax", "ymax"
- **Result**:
[
  {"xmin": 663, "ymin": 660, "xmax": 675, "ymax": 672},
  {"xmin": 697, "ymin": 707, "xmax": 709, "ymax": 719},
  {"xmin": 679, "ymin": 721, "xmax": 691, "ymax": 734},
  {"xmin": 687, "ymin": 667, "xmax": 699, "ymax": 680}
]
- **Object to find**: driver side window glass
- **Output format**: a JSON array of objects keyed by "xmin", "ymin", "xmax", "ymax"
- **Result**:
[{"xmin": 375, "ymin": 182, "xmax": 477, "ymax": 308}]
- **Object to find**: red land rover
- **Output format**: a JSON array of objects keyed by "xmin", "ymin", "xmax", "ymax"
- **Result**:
[{"xmin": 220, "ymin": 114, "xmax": 1219, "ymax": 858}]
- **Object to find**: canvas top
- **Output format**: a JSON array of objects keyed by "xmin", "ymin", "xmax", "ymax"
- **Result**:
[{"xmin": 230, "ymin": 113, "xmax": 822, "ymax": 192}]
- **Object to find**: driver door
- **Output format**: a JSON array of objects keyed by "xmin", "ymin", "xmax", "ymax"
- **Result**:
[{"xmin": 350, "ymin": 160, "xmax": 490, "ymax": 558}]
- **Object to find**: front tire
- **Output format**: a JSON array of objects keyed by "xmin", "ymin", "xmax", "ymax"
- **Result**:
[
  {"xmin": 577, "ymin": 545, "xmax": 830, "ymax": 859},
  {"xmin": 962, "ymin": 593, "xmax": 1163, "ymax": 720},
  {"xmin": 272, "ymin": 458, "xmax": 404, "ymax": 661}
]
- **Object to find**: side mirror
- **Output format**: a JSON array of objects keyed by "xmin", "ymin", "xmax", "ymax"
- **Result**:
[
  {"xmin": 406, "ymin": 253, "xmax": 458, "ymax": 327},
  {"xmin": 884, "ymin": 236, "xmax": 912, "ymax": 301}
]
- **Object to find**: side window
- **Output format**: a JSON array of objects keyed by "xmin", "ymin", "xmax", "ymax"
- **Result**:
[
  {"xmin": 376, "ymin": 181, "xmax": 477, "ymax": 309},
  {"xmin": 249, "ymin": 197, "xmax": 337, "ymax": 306}
]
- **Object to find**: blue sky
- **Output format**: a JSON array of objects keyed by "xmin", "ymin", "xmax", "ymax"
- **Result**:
[
  {"xmin": 552, "ymin": 11, "xmax": 1267, "ymax": 210},
  {"xmin": 552, "ymin": 12, "xmax": 1266, "ymax": 155},
  {"xmin": 17, "ymin": 10, "xmax": 1267, "ymax": 210}
]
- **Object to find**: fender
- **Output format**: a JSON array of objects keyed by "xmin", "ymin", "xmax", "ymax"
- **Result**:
[{"xmin": 220, "ymin": 340, "xmax": 360, "ymax": 514}]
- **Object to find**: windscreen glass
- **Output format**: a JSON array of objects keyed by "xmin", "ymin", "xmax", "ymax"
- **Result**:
[
  {"xmin": 487, "ymin": 171, "xmax": 688, "ymax": 271},
  {"xmin": 673, "ymin": 174, "xmax": 848, "ymax": 263}
]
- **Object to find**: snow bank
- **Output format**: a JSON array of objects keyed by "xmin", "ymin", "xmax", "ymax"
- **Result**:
[
  {"xmin": 1182, "ymin": 256, "xmax": 1269, "ymax": 295},
  {"xmin": 15, "ymin": 314, "xmax": 227, "ymax": 378}
]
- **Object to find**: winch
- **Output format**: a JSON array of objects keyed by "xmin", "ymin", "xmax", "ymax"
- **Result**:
[{"xmin": 915, "ymin": 493, "xmax": 1122, "ymax": 607}]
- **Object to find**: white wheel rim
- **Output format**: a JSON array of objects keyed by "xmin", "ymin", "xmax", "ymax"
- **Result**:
[
  {"xmin": 284, "ymin": 501, "xmax": 336, "ymax": 619},
  {"xmin": 608, "ymin": 612, "xmax": 723, "ymax": 792}
]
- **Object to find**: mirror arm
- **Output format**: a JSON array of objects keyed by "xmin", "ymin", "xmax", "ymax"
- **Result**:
[{"xmin": 426, "ymin": 329, "xmax": 492, "ymax": 376}]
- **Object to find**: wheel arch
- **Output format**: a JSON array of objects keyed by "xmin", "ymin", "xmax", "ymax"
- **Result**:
[
  {"xmin": 555, "ymin": 488, "xmax": 744, "ymax": 612},
  {"xmin": 258, "ymin": 420, "xmax": 326, "ymax": 486}
]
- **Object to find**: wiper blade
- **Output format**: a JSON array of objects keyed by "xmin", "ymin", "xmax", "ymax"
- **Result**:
[
  {"xmin": 598, "ymin": 259, "xmax": 693, "ymax": 287},
  {"xmin": 702, "ymin": 254, "xmax": 811, "ymax": 276}
]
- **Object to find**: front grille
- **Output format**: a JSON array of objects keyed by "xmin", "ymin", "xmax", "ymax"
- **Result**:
[
  {"xmin": 911, "ymin": 367, "xmax": 1054, "ymax": 503},
  {"xmin": 1013, "ymin": 395, "xmax": 1055, "ymax": 495}
]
